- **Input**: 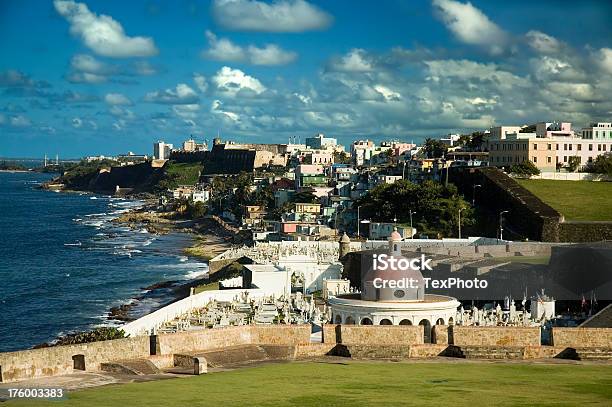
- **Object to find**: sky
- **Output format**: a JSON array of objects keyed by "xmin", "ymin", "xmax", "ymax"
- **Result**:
[{"xmin": 1, "ymin": 0, "xmax": 611, "ymax": 158}]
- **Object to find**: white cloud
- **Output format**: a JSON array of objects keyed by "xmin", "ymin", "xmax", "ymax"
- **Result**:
[
  {"xmin": 67, "ymin": 72, "xmax": 107, "ymax": 84},
  {"xmin": 211, "ymin": 66, "xmax": 266, "ymax": 96},
  {"xmin": 9, "ymin": 115, "xmax": 31, "ymax": 127},
  {"xmin": 525, "ymin": 30, "xmax": 563, "ymax": 54},
  {"xmin": 70, "ymin": 54, "xmax": 106, "ymax": 73},
  {"xmin": 105, "ymin": 93, "xmax": 132, "ymax": 105},
  {"xmin": 212, "ymin": 0, "xmax": 332, "ymax": 32},
  {"xmin": 432, "ymin": 0, "xmax": 509, "ymax": 55},
  {"xmin": 71, "ymin": 117, "xmax": 83, "ymax": 128},
  {"xmin": 211, "ymin": 100, "xmax": 240, "ymax": 121},
  {"xmin": 54, "ymin": 0, "xmax": 158, "ymax": 57},
  {"xmin": 193, "ymin": 74, "xmax": 209, "ymax": 93},
  {"xmin": 328, "ymin": 49, "xmax": 374, "ymax": 72},
  {"xmin": 144, "ymin": 83, "xmax": 199, "ymax": 104},
  {"xmin": 173, "ymin": 104, "xmax": 201, "ymax": 119},
  {"xmin": 247, "ymin": 44, "xmax": 297, "ymax": 65},
  {"xmin": 202, "ymin": 31, "xmax": 246, "ymax": 61},
  {"xmin": 596, "ymin": 48, "xmax": 612, "ymax": 74},
  {"xmin": 202, "ymin": 31, "xmax": 297, "ymax": 65},
  {"xmin": 373, "ymin": 85, "xmax": 401, "ymax": 101}
]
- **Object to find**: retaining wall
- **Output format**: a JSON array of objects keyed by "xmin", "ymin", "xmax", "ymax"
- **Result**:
[
  {"xmin": 0, "ymin": 336, "xmax": 149, "ymax": 383},
  {"xmin": 451, "ymin": 326, "xmax": 541, "ymax": 347},
  {"xmin": 322, "ymin": 325, "xmax": 424, "ymax": 345},
  {"xmin": 551, "ymin": 328, "xmax": 612, "ymax": 348}
]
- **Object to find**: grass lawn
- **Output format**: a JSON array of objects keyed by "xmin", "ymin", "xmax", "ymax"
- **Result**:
[
  {"xmin": 165, "ymin": 162, "xmax": 203, "ymax": 185},
  {"xmin": 517, "ymin": 179, "xmax": 612, "ymax": 221},
  {"xmin": 8, "ymin": 361, "xmax": 612, "ymax": 407},
  {"xmin": 193, "ymin": 281, "xmax": 220, "ymax": 294}
]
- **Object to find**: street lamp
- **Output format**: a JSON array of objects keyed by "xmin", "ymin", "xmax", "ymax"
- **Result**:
[
  {"xmin": 472, "ymin": 184, "xmax": 482, "ymax": 206},
  {"xmin": 499, "ymin": 210, "xmax": 509, "ymax": 241},
  {"xmin": 458, "ymin": 207, "xmax": 464, "ymax": 239},
  {"xmin": 357, "ymin": 205, "xmax": 361, "ymax": 238},
  {"xmin": 402, "ymin": 161, "xmax": 407, "ymax": 180},
  {"xmin": 409, "ymin": 209, "xmax": 416, "ymax": 239}
]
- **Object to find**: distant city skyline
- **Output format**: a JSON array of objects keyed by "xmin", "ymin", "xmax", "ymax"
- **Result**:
[{"xmin": 1, "ymin": 0, "xmax": 611, "ymax": 157}]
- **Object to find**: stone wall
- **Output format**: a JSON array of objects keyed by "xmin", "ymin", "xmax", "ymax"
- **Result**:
[
  {"xmin": 432, "ymin": 325, "xmax": 449, "ymax": 345},
  {"xmin": 449, "ymin": 167, "xmax": 563, "ymax": 242},
  {"xmin": 551, "ymin": 328, "xmax": 612, "ymax": 348},
  {"xmin": 156, "ymin": 326, "xmax": 251, "ymax": 355},
  {"xmin": 322, "ymin": 324, "xmax": 424, "ymax": 345},
  {"xmin": 451, "ymin": 326, "xmax": 541, "ymax": 347},
  {"xmin": 559, "ymin": 222, "xmax": 612, "ymax": 243},
  {"xmin": 0, "ymin": 336, "xmax": 149, "ymax": 383},
  {"xmin": 249, "ymin": 325, "xmax": 311, "ymax": 346}
]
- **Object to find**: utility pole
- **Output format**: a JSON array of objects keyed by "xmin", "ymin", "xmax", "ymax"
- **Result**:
[
  {"xmin": 499, "ymin": 210, "xmax": 509, "ymax": 241},
  {"xmin": 357, "ymin": 205, "xmax": 361, "ymax": 238}
]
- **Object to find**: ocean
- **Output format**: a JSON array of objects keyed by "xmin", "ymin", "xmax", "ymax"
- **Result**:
[{"xmin": 0, "ymin": 172, "xmax": 208, "ymax": 352}]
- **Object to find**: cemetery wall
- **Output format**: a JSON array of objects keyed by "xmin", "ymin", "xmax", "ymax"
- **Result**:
[
  {"xmin": 322, "ymin": 324, "xmax": 424, "ymax": 345},
  {"xmin": 551, "ymin": 328, "xmax": 612, "ymax": 348},
  {"xmin": 156, "ymin": 326, "xmax": 252, "ymax": 355},
  {"xmin": 250, "ymin": 325, "xmax": 311, "ymax": 345},
  {"xmin": 432, "ymin": 325, "xmax": 449, "ymax": 345},
  {"xmin": 451, "ymin": 326, "xmax": 541, "ymax": 346},
  {"xmin": 0, "ymin": 336, "xmax": 149, "ymax": 383}
]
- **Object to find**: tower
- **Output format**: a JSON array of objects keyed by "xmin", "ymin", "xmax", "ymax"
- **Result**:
[{"xmin": 339, "ymin": 233, "xmax": 351, "ymax": 260}]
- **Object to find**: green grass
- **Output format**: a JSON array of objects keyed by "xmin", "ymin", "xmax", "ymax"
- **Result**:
[
  {"xmin": 517, "ymin": 179, "xmax": 612, "ymax": 221},
  {"xmin": 193, "ymin": 281, "xmax": 220, "ymax": 294},
  {"xmin": 165, "ymin": 162, "xmax": 203, "ymax": 186},
  {"xmin": 7, "ymin": 361, "xmax": 612, "ymax": 407}
]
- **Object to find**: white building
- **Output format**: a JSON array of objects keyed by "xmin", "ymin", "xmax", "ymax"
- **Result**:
[
  {"xmin": 153, "ymin": 141, "xmax": 173, "ymax": 160},
  {"xmin": 306, "ymin": 133, "xmax": 337, "ymax": 150},
  {"xmin": 351, "ymin": 140, "xmax": 375, "ymax": 166},
  {"xmin": 192, "ymin": 190, "xmax": 210, "ymax": 203},
  {"xmin": 580, "ymin": 122, "xmax": 612, "ymax": 140},
  {"xmin": 440, "ymin": 134, "xmax": 461, "ymax": 147}
]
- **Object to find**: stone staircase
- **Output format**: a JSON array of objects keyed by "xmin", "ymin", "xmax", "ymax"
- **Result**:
[
  {"xmin": 100, "ymin": 359, "xmax": 161, "ymax": 375},
  {"xmin": 335, "ymin": 344, "xmax": 411, "ymax": 359},
  {"xmin": 457, "ymin": 346, "xmax": 524, "ymax": 359},
  {"xmin": 562, "ymin": 348, "xmax": 612, "ymax": 361},
  {"xmin": 193, "ymin": 344, "xmax": 295, "ymax": 368}
]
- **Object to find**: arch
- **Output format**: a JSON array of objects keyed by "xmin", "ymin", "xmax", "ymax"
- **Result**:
[
  {"xmin": 448, "ymin": 317, "xmax": 454, "ymax": 326},
  {"xmin": 72, "ymin": 354, "xmax": 85, "ymax": 371},
  {"xmin": 418, "ymin": 319, "xmax": 432, "ymax": 343},
  {"xmin": 379, "ymin": 318, "xmax": 393, "ymax": 325},
  {"xmin": 361, "ymin": 317, "xmax": 373, "ymax": 325},
  {"xmin": 345, "ymin": 316, "xmax": 356, "ymax": 325},
  {"xmin": 436, "ymin": 318, "xmax": 445, "ymax": 325},
  {"xmin": 334, "ymin": 314, "xmax": 342, "ymax": 324},
  {"xmin": 399, "ymin": 319, "xmax": 412, "ymax": 325}
]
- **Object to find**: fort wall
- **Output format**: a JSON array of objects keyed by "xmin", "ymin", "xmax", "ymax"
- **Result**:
[
  {"xmin": 551, "ymin": 327, "xmax": 612, "ymax": 348},
  {"xmin": 450, "ymin": 326, "xmax": 541, "ymax": 346}
]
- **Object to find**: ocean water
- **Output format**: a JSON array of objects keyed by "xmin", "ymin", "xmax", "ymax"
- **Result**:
[{"xmin": 0, "ymin": 172, "xmax": 208, "ymax": 352}]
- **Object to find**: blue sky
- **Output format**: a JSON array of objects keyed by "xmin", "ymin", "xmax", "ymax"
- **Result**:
[{"xmin": 1, "ymin": 0, "xmax": 611, "ymax": 158}]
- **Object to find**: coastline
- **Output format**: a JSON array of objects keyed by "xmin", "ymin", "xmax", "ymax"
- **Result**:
[{"xmin": 103, "ymin": 203, "xmax": 236, "ymax": 324}]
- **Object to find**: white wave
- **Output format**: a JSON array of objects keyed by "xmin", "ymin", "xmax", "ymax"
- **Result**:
[{"xmin": 64, "ymin": 241, "xmax": 82, "ymax": 246}]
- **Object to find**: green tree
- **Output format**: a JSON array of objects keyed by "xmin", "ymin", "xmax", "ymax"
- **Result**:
[
  {"xmin": 354, "ymin": 180, "xmax": 474, "ymax": 237},
  {"xmin": 333, "ymin": 151, "xmax": 351, "ymax": 164},
  {"xmin": 423, "ymin": 138, "xmax": 448, "ymax": 158},
  {"xmin": 291, "ymin": 189, "xmax": 317, "ymax": 203},
  {"xmin": 586, "ymin": 153, "xmax": 612, "ymax": 175},
  {"xmin": 188, "ymin": 201, "xmax": 207, "ymax": 219},
  {"xmin": 508, "ymin": 161, "xmax": 540, "ymax": 177},
  {"xmin": 566, "ymin": 156, "xmax": 581, "ymax": 172}
]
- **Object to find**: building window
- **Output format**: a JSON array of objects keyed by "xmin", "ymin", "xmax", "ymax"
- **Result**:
[
  {"xmin": 563, "ymin": 156, "xmax": 567, "ymax": 162},
  {"xmin": 556, "ymin": 144, "xmax": 559, "ymax": 150},
  {"xmin": 569, "ymin": 144, "xmax": 572, "ymax": 151},
  {"xmin": 589, "ymin": 144, "xmax": 593, "ymax": 151},
  {"xmin": 532, "ymin": 157, "xmax": 537, "ymax": 163},
  {"xmin": 547, "ymin": 156, "xmax": 552, "ymax": 163},
  {"xmin": 577, "ymin": 144, "xmax": 582, "ymax": 151},
  {"xmin": 533, "ymin": 144, "xmax": 537, "ymax": 150},
  {"xmin": 547, "ymin": 144, "xmax": 552, "ymax": 150},
  {"xmin": 598, "ymin": 144, "xmax": 602, "ymax": 151},
  {"xmin": 564, "ymin": 144, "xmax": 567, "ymax": 150}
]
